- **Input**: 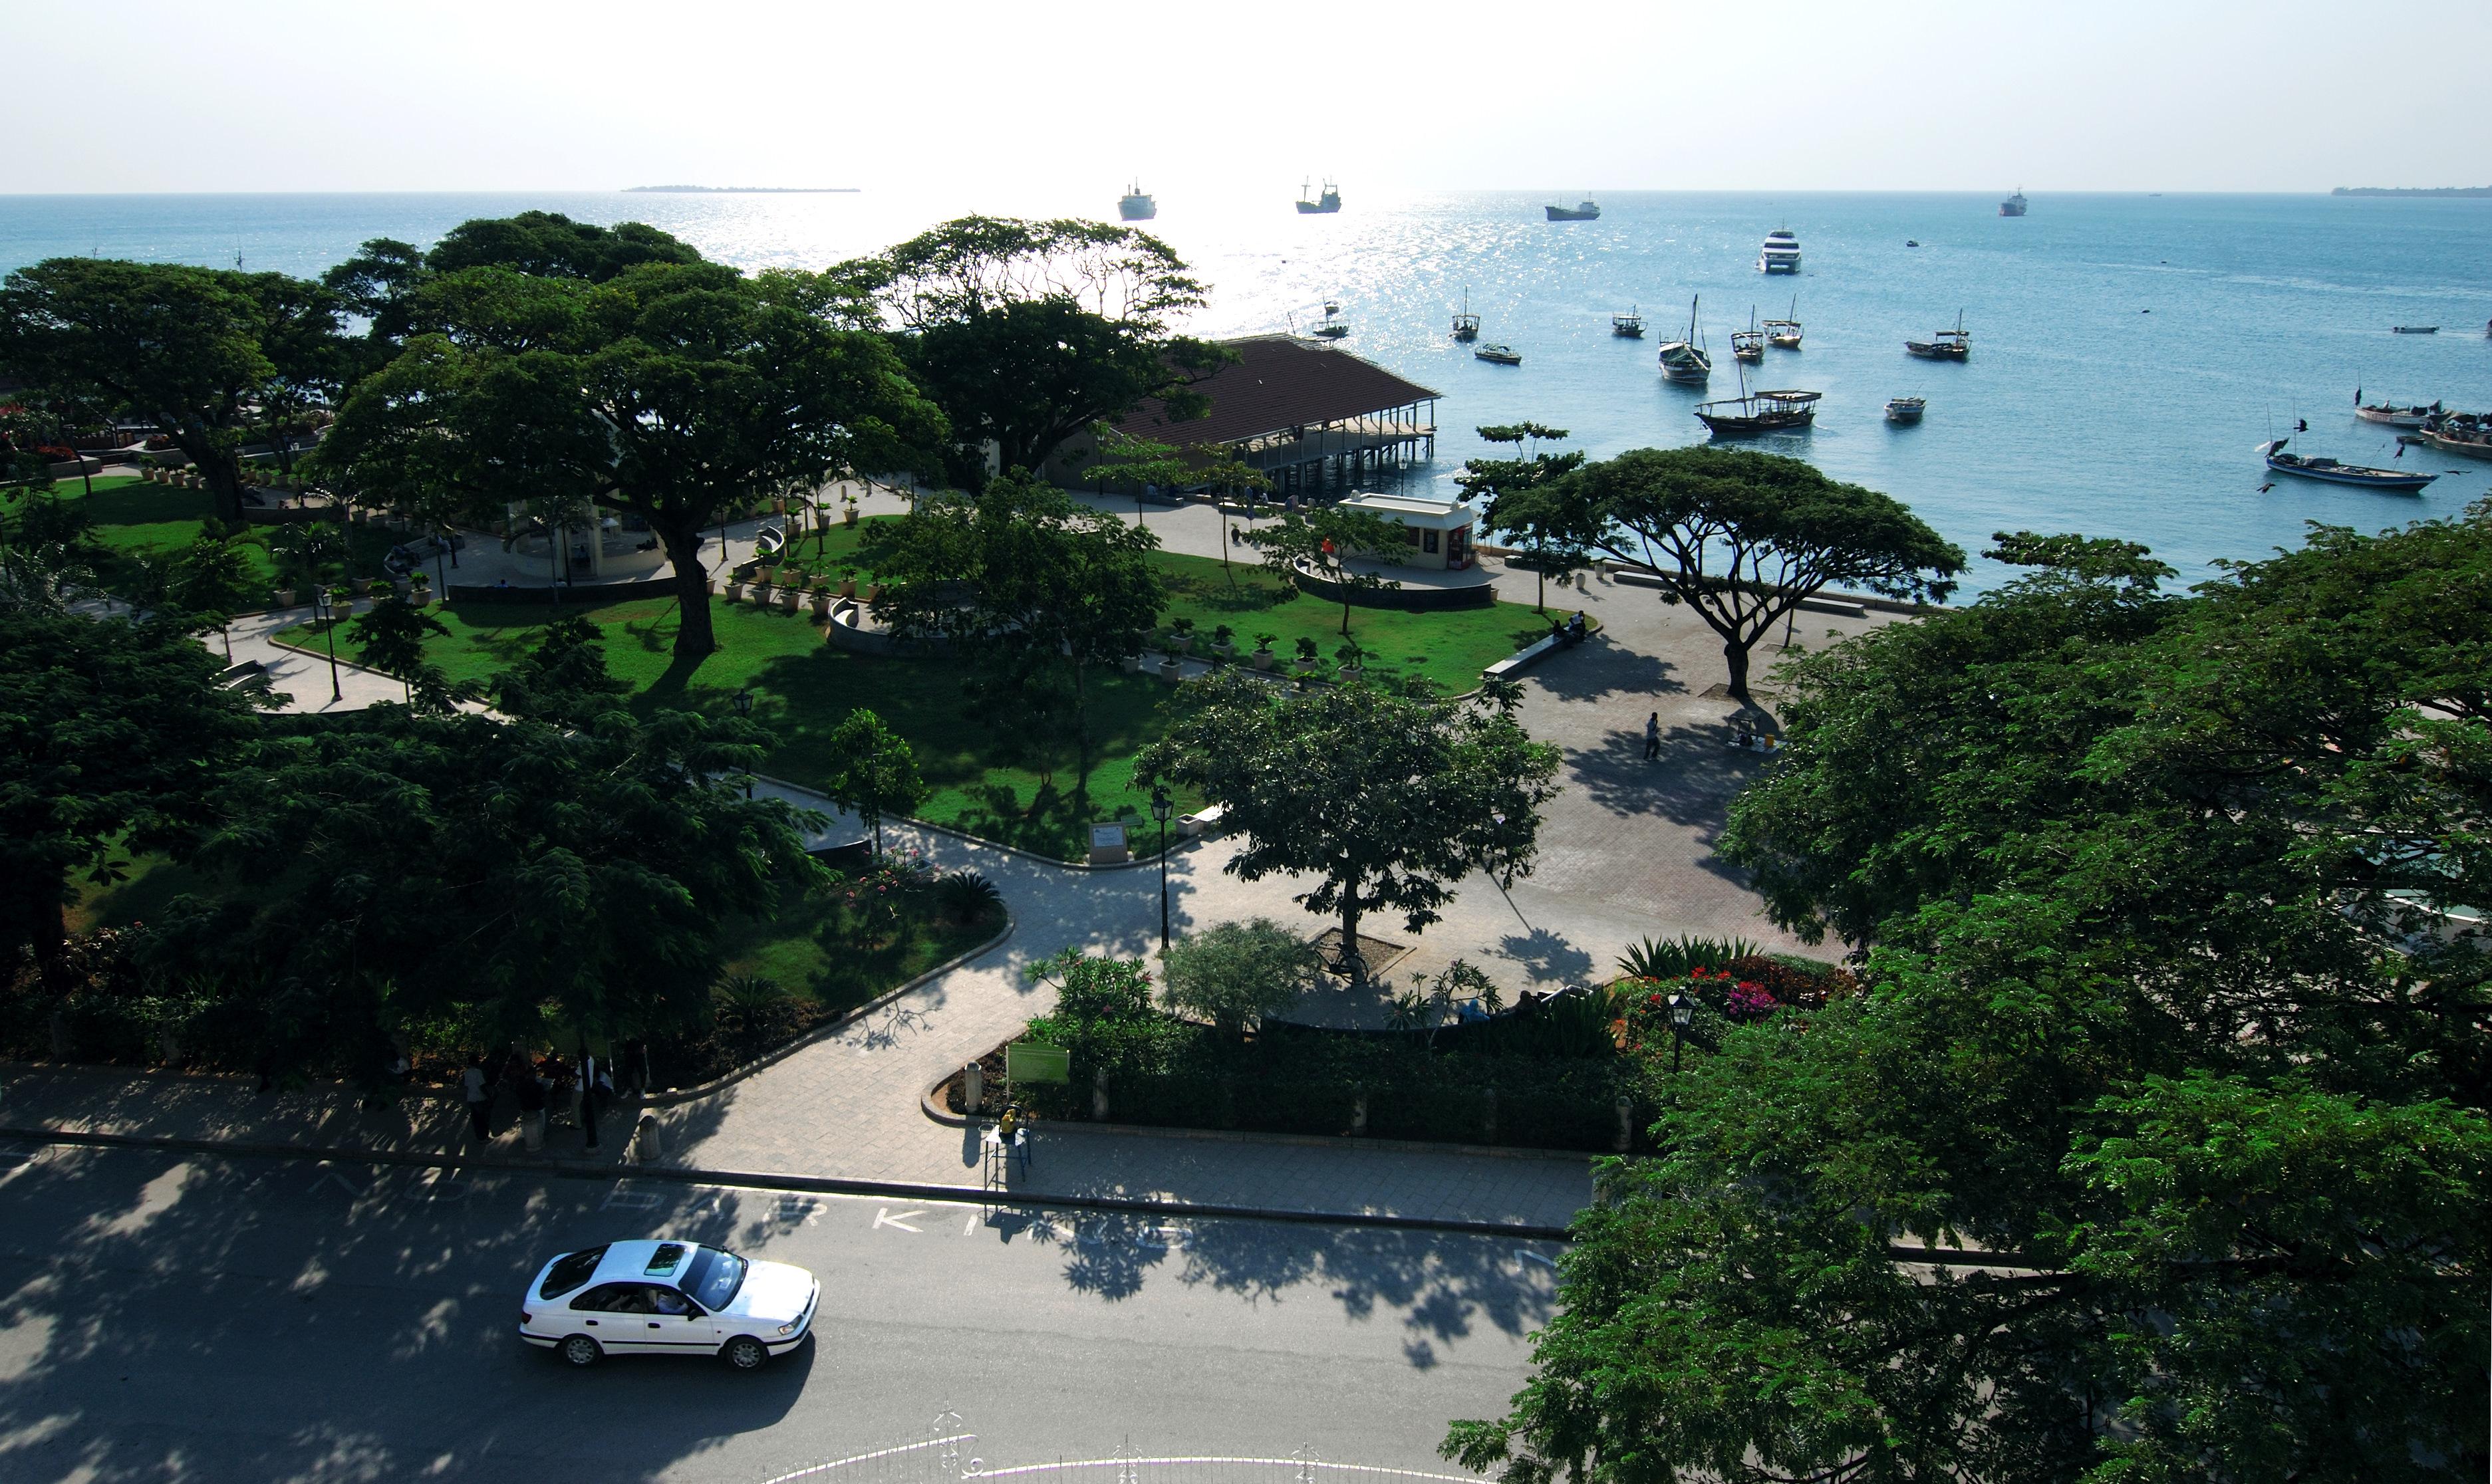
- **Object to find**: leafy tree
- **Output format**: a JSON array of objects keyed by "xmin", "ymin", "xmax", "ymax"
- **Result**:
[
  {"xmin": 0, "ymin": 605, "xmax": 265, "ymax": 978},
  {"xmin": 491, "ymin": 614, "xmax": 630, "ymax": 728},
  {"xmin": 823, "ymin": 707, "xmax": 928, "ymax": 858},
  {"xmin": 1238, "ymin": 506, "xmax": 1409, "ymax": 636},
  {"xmin": 843, "ymin": 217, "xmax": 1227, "ymax": 481},
  {"xmin": 1079, "ymin": 422, "xmax": 1271, "ymax": 582},
  {"xmin": 1160, "ymin": 917, "xmax": 1321, "ymax": 1037},
  {"xmin": 1139, "ymin": 673, "xmax": 1561, "ymax": 978},
  {"xmin": 264, "ymin": 520, "xmax": 344, "ymax": 599},
  {"xmin": 425, "ymin": 211, "xmax": 704, "ymax": 282},
  {"xmin": 0, "ymin": 258, "xmax": 344, "ymax": 521},
  {"xmin": 1500, "ymin": 445, "xmax": 1964, "ymax": 702},
  {"xmin": 320, "ymin": 246, "xmax": 946, "ymax": 658},
  {"xmin": 159, "ymin": 534, "xmax": 265, "ymax": 658},
  {"xmin": 348, "ymin": 596, "xmax": 457, "ymax": 709},
  {"xmin": 867, "ymin": 474, "xmax": 1163, "ymax": 799},
  {"xmin": 160, "ymin": 702, "xmax": 815, "ymax": 1082}
]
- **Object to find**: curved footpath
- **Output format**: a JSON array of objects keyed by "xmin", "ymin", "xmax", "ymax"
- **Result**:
[{"xmin": 11, "ymin": 495, "xmax": 1890, "ymax": 1233}]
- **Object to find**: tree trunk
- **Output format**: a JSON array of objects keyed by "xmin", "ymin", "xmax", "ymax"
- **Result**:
[
  {"xmin": 1069, "ymin": 657, "xmax": 1093, "ymax": 804},
  {"xmin": 1339, "ymin": 880, "xmax": 1367, "ymax": 984},
  {"xmin": 659, "ymin": 529, "xmax": 716, "ymax": 656},
  {"xmin": 184, "ymin": 441, "xmax": 247, "ymax": 523},
  {"xmin": 1724, "ymin": 638, "xmax": 1753, "ymax": 704}
]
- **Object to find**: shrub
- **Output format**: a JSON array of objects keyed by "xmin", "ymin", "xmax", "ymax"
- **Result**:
[
  {"xmin": 1615, "ymin": 933, "xmax": 1764, "ymax": 981},
  {"xmin": 1294, "ymin": 635, "xmax": 1320, "ymax": 662},
  {"xmin": 932, "ymin": 870, "xmax": 1002, "ymax": 925},
  {"xmin": 1212, "ymin": 624, "xmax": 1234, "ymax": 647},
  {"xmin": 1254, "ymin": 632, "xmax": 1278, "ymax": 653},
  {"xmin": 1161, "ymin": 918, "xmax": 1321, "ymax": 1037}
]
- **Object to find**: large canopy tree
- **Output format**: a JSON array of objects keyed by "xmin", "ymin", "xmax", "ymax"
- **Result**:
[
  {"xmin": 0, "ymin": 259, "xmax": 345, "ymax": 521},
  {"xmin": 1498, "ymin": 445, "xmax": 1963, "ymax": 703},
  {"xmin": 1451, "ymin": 511, "xmax": 2492, "ymax": 1482},
  {"xmin": 841, "ymin": 217, "xmax": 1228, "ymax": 481},
  {"xmin": 1139, "ymin": 673, "xmax": 1561, "ymax": 976},
  {"xmin": 319, "ymin": 245, "xmax": 947, "ymax": 657}
]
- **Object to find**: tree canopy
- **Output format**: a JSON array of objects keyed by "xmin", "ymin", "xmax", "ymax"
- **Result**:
[
  {"xmin": 1238, "ymin": 506, "xmax": 1408, "ymax": 636},
  {"xmin": 1498, "ymin": 445, "xmax": 1963, "ymax": 702},
  {"xmin": 1139, "ymin": 673, "xmax": 1561, "ymax": 975},
  {"xmin": 1451, "ymin": 509, "xmax": 2492, "ymax": 1483},
  {"xmin": 0, "ymin": 258, "xmax": 345, "ymax": 521}
]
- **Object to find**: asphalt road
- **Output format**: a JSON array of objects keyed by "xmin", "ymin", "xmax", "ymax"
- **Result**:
[{"xmin": 0, "ymin": 1140, "xmax": 1558, "ymax": 1483}]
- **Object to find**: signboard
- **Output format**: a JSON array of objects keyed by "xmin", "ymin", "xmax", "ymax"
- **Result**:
[
  {"xmin": 1005, "ymin": 1041, "xmax": 1071, "ymax": 1085},
  {"xmin": 1087, "ymin": 822, "xmax": 1130, "ymax": 866}
]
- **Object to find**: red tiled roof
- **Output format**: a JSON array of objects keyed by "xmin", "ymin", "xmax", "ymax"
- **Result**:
[{"xmin": 1113, "ymin": 335, "xmax": 1440, "ymax": 449}]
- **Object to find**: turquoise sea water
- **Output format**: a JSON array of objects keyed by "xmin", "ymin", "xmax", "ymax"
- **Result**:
[{"xmin": 5, "ymin": 189, "xmax": 2489, "ymax": 592}]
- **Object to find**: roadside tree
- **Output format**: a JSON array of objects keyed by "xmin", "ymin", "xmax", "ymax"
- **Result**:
[
  {"xmin": 823, "ymin": 707, "xmax": 929, "ymax": 859},
  {"xmin": 1238, "ymin": 506, "xmax": 1409, "ymax": 637},
  {"xmin": 1139, "ymin": 672, "xmax": 1561, "ymax": 978}
]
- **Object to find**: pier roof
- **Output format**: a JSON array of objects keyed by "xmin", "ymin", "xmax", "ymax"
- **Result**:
[{"xmin": 1114, "ymin": 335, "xmax": 1440, "ymax": 449}]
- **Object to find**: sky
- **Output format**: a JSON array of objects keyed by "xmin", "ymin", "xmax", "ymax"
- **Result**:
[{"xmin": 5, "ymin": 0, "xmax": 2486, "ymax": 198}]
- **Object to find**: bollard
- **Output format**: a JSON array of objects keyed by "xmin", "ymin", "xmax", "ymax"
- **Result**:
[
  {"xmin": 1351, "ymin": 1084, "xmax": 1369, "ymax": 1137},
  {"xmin": 962, "ymin": 1061, "xmax": 984, "ymax": 1116},
  {"xmin": 1092, "ymin": 1066, "xmax": 1110, "ymax": 1121},
  {"xmin": 632, "ymin": 1114, "xmax": 664, "ymax": 1164},
  {"xmin": 1614, "ymin": 1094, "xmax": 1634, "ymax": 1152}
]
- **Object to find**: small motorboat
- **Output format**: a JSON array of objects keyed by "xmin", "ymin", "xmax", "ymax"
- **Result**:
[
  {"xmin": 2392, "ymin": 325, "xmax": 2439, "ymax": 334},
  {"xmin": 1905, "ymin": 239, "xmax": 1921, "ymax": 247},
  {"xmin": 1731, "ymin": 307, "xmax": 1764, "ymax": 362},
  {"xmin": 1611, "ymin": 305, "xmax": 1644, "ymax": 338},
  {"xmin": 1657, "ymin": 295, "xmax": 1712, "ymax": 384},
  {"xmin": 1474, "ymin": 343, "xmax": 1522, "ymax": 366},
  {"xmin": 1906, "ymin": 310, "xmax": 1970, "ymax": 361},
  {"xmin": 2260, "ymin": 437, "xmax": 2434, "ymax": 493},
  {"xmin": 1763, "ymin": 296, "xmax": 1801, "ymax": 348},
  {"xmin": 2354, "ymin": 392, "xmax": 2439, "ymax": 429},
  {"xmin": 1311, "ymin": 301, "xmax": 1350, "ymax": 339},
  {"xmin": 1885, "ymin": 397, "xmax": 1925, "ymax": 424},
  {"xmin": 1451, "ymin": 289, "xmax": 1479, "ymax": 342}
]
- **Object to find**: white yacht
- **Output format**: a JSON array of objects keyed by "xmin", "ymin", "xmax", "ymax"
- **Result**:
[{"xmin": 1758, "ymin": 227, "xmax": 1801, "ymax": 274}]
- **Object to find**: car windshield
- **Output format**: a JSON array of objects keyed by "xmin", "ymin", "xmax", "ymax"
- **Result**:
[
  {"xmin": 538, "ymin": 1246, "xmax": 608, "ymax": 1299},
  {"xmin": 681, "ymin": 1247, "xmax": 747, "ymax": 1310}
]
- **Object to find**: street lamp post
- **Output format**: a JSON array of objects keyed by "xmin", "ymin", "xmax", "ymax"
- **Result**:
[
  {"xmin": 1667, "ymin": 991, "xmax": 1693, "ymax": 1075},
  {"xmin": 313, "ymin": 586, "xmax": 343, "ymax": 703},
  {"xmin": 732, "ymin": 686, "xmax": 756, "ymax": 799},
  {"xmin": 1150, "ymin": 787, "xmax": 1174, "ymax": 953}
]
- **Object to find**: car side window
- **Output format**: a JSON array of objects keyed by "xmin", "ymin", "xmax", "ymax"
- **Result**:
[
  {"xmin": 648, "ymin": 1287, "xmax": 693, "ymax": 1316},
  {"xmin": 572, "ymin": 1283, "xmax": 639, "ymax": 1313}
]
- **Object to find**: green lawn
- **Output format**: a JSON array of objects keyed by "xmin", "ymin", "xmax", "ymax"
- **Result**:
[
  {"xmin": 1149, "ymin": 550, "xmax": 1558, "ymax": 693},
  {"xmin": 35, "ymin": 475, "xmax": 400, "ymax": 598}
]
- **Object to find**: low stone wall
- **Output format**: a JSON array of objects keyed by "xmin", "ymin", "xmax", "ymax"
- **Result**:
[
  {"xmin": 823, "ymin": 598, "xmax": 957, "ymax": 657},
  {"xmin": 447, "ymin": 574, "xmax": 682, "ymax": 606},
  {"xmin": 1290, "ymin": 562, "xmax": 1498, "ymax": 612}
]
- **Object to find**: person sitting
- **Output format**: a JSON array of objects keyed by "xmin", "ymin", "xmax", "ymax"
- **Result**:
[
  {"xmin": 650, "ymin": 1289, "xmax": 692, "ymax": 1316},
  {"xmin": 1733, "ymin": 723, "xmax": 1755, "ymax": 749}
]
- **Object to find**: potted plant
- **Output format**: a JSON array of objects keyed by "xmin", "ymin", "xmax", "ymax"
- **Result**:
[
  {"xmin": 272, "ymin": 584, "xmax": 297, "ymax": 609},
  {"xmin": 1293, "ymin": 636, "xmax": 1321, "ymax": 674},
  {"xmin": 1168, "ymin": 616, "xmax": 1196, "ymax": 654},
  {"xmin": 835, "ymin": 564, "xmax": 857, "ymax": 598},
  {"xmin": 326, "ymin": 584, "xmax": 356, "ymax": 624},
  {"xmin": 1121, "ymin": 649, "xmax": 1145, "ymax": 675},
  {"xmin": 1211, "ymin": 624, "xmax": 1236, "ymax": 659},
  {"xmin": 350, "ymin": 574, "xmax": 373, "ymax": 598},
  {"xmin": 1158, "ymin": 649, "xmax": 1185, "ymax": 682},
  {"xmin": 1335, "ymin": 639, "xmax": 1366, "ymax": 680},
  {"xmin": 841, "ymin": 492, "xmax": 860, "ymax": 528},
  {"xmin": 408, "ymin": 571, "xmax": 433, "ymax": 607},
  {"xmin": 1252, "ymin": 632, "xmax": 1279, "ymax": 672},
  {"xmin": 775, "ymin": 580, "xmax": 801, "ymax": 614},
  {"xmin": 809, "ymin": 582, "xmax": 833, "ymax": 620}
]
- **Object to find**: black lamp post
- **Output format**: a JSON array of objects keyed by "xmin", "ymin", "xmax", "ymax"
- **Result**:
[
  {"xmin": 1150, "ymin": 786, "xmax": 1174, "ymax": 953},
  {"xmin": 313, "ymin": 586, "xmax": 343, "ymax": 702},
  {"xmin": 1667, "ymin": 991, "xmax": 1693, "ymax": 1074},
  {"xmin": 732, "ymin": 686, "xmax": 755, "ymax": 799}
]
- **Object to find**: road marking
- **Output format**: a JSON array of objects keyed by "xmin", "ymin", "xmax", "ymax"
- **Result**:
[
  {"xmin": 964, "ymin": 1209, "xmax": 979, "ymax": 1236},
  {"xmin": 775, "ymin": 1195, "xmax": 819, "ymax": 1225},
  {"xmin": 872, "ymin": 1207, "xmax": 922, "ymax": 1233},
  {"xmin": 0, "ymin": 1143, "xmax": 37, "ymax": 1168},
  {"xmin": 1518, "ymin": 1249, "xmax": 1558, "ymax": 1269},
  {"xmin": 601, "ymin": 1182, "xmax": 661, "ymax": 1212},
  {"xmin": 312, "ymin": 1165, "xmax": 366, "ymax": 1199}
]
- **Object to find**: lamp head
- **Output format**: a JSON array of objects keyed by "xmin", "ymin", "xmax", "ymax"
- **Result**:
[
  {"xmin": 1149, "ymin": 787, "xmax": 1172, "ymax": 822},
  {"xmin": 732, "ymin": 687, "xmax": 754, "ymax": 717},
  {"xmin": 1668, "ymin": 992, "xmax": 1693, "ymax": 1030}
]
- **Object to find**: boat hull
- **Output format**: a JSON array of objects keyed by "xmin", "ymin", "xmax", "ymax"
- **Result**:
[
  {"xmin": 2354, "ymin": 406, "xmax": 2431, "ymax": 428},
  {"xmin": 2427, "ymin": 432, "xmax": 2492, "ymax": 461},
  {"xmin": 1545, "ymin": 207, "xmax": 1600, "ymax": 221},
  {"xmin": 1905, "ymin": 342, "xmax": 1969, "ymax": 360},
  {"xmin": 1698, "ymin": 409, "xmax": 1815, "ymax": 437},
  {"xmin": 1118, "ymin": 199, "xmax": 1156, "ymax": 221},
  {"xmin": 1885, "ymin": 400, "xmax": 1925, "ymax": 424},
  {"xmin": 1759, "ymin": 257, "xmax": 1800, "ymax": 273},
  {"xmin": 2265, "ymin": 455, "xmax": 2433, "ymax": 492}
]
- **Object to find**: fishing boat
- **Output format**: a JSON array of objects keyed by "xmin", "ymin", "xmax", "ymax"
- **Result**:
[
  {"xmin": 1695, "ymin": 362, "xmax": 1820, "ymax": 437},
  {"xmin": 1611, "ymin": 305, "xmax": 1644, "ymax": 338},
  {"xmin": 1731, "ymin": 307, "xmax": 1765, "ymax": 362},
  {"xmin": 1451, "ymin": 290, "xmax": 1480, "ymax": 342},
  {"xmin": 1474, "ymin": 343, "xmax": 1522, "ymax": 366},
  {"xmin": 1311, "ymin": 301, "xmax": 1350, "ymax": 339},
  {"xmin": 2260, "ymin": 437, "xmax": 2435, "ymax": 493},
  {"xmin": 2391, "ymin": 324, "xmax": 2439, "ymax": 334},
  {"xmin": 1546, "ymin": 199, "xmax": 1601, "ymax": 221},
  {"xmin": 1117, "ymin": 181, "xmax": 1157, "ymax": 221},
  {"xmin": 2423, "ymin": 419, "xmax": 2492, "ymax": 460},
  {"xmin": 1657, "ymin": 297, "xmax": 1712, "ymax": 385},
  {"xmin": 1885, "ymin": 397, "xmax": 1926, "ymax": 424},
  {"xmin": 2000, "ymin": 188, "xmax": 2028, "ymax": 217},
  {"xmin": 1757, "ymin": 227, "xmax": 1801, "ymax": 273},
  {"xmin": 2354, "ymin": 391, "xmax": 2439, "ymax": 428},
  {"xmin": 1296, "ymin": 178, "xmax": 1342, "ymax": 214},
  {"xmin": 1906, "ymin": 311, "xmax": 1971, "ymax": 361},
  {"xmin": 1763, "ymin": 297, "xmax": 1802, "ymax": 348}
]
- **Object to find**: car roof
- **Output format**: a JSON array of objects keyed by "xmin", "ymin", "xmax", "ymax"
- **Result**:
[{"xmin": 581, "ymin": 1239, "xmax": 706, "ymax": 1288}]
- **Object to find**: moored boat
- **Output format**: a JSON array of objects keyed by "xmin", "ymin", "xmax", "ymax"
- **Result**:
[
  {"xmin": 1474, "ymin": 343, "xmax": 1522, "ymax": 366},
  {"xmin": 1117, "ymin": 181, "xmax": 1157, "ymax": 221},
  {"xmin": 1885, "ymin": 397, "xmax": 1925, "ymax": 424},
  {"xmin": 1758, "ymin": 227, "xmax": 1801, "ymax": 273},
  {"xmin": 1451, "ymin": 289, "xmax": 1480, "ymax": 342},
  {"xmin": 1731, "ymin": 307, "xmax": 1764, "ymax": 362},
  {"xmin": 2423, "ymin": 419, "xmax": 2492, "ymax": 460},
  {"xmin": 1546, "ymin": 199, "xmax": 1601, "ymax": 221},
  {"xmin": 2391, "ymin": 324, "xmax": 2439, "ymax": 334},
  {"xmin": 1906, "ymin": 310, "xmax": 1970, "ymax": 361},
  {"xmin": 2000, "ymin": 188, "xmax": 2028, "ymax": 217},
  {"xmin": 1696, "ymin": 384, "xmax": 1821, "ymax": 438},
  {"xmin": 2354, "ymin": 389, "xmax": 2439, "ymax": 428},
  {"xmin": 1763, "ymin": 295, "xmax": 1801, "ymax": 348},
  {"xmin": 2260, "ymin": 437, "xmax": 2434, "ymax": 492},
  {"xmin": 1311, "ymin": 301, "xmax": 1350, "ymax": 339},
  {"xmin": 1611, "ymin": 305, "xmax": 1644, "ymax": 338},
  {"xmin": 1657, "ymin": 296, "xmax": 1712, "ymax": 384}
]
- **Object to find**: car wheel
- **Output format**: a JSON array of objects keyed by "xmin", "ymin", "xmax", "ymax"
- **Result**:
[
  {"xmin": 722, "ymin": 1336, "xmax": 769, "ymax": 1371},
  {"xmin": 561, "ymin": 1335, "xmax": 602, "ymax": 1368}
]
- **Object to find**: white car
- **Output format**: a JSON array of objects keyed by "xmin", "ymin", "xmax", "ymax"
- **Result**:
[{"xmin": 520, "ymin": 1239, "xmax": 819, "ymax": 1370}]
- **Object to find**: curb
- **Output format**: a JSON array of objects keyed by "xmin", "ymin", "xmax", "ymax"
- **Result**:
[
  {"xmin": 920, "ymin": 1076, "xmax": 1599, "ymax": 1164},
  {"xmin": 0, "ymin": 1124, "xmax": 1578, "ymax": 1242},
  {"xmin": 747, "ymin": 773, "xmax": 1187, "ymax": 874},
  {"xmin": 637, "ymin": 910, "xmax": 1018, "ymax": 1107}
]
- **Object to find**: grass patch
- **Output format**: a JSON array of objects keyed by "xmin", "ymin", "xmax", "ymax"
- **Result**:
[
  {"xmin": 717, "ymin": 890, "xmax": 1004, "ymax": 1015},
  {"xmin": 31, "ymin": 475, "xmax": 401, "ymax": 599},
  {"xmin": 1149, "ymin": 550, "xmax": 1554, "ymax": 692}
]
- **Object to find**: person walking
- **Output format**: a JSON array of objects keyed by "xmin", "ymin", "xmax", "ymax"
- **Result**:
[
  {"xmin": 461, "ymin": 1054, "xmax": 494, "ymax": 1144},
  {"xmin": 1643, "ymin": 711, "xmax": 1661, "ymax": 761}
]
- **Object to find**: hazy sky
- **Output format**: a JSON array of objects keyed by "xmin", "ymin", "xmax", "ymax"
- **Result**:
[{"xmin": 7, "ymin": 0, "xmax": 2485, "ymax": 197}]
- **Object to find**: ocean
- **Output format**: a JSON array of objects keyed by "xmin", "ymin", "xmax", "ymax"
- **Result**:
[{"xmin": 5, "ymin": 188, "xmax": 2488, "ymax": 594}]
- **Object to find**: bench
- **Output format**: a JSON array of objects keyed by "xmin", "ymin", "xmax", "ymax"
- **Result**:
[
  {"xmin": 1180, "ymin": 804, "xmax": 1226, "ymax": 838},
  {"xmin": 1482, "ymin": 634, "xmax": 1563, "ymax": 681}
]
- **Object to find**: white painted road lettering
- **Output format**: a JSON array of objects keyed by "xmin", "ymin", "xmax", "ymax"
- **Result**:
[
  {"xmin": 601, "ymin": 1182, "xmax": 661, "ymax": 1212},
  {"xmin": 873, "ymin": 1207, "xmax": 922, "ymax": 1233}
]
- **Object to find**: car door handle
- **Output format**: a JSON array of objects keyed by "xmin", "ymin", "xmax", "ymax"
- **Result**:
[
  {"xmin": 648, "ymin": 1322, "xmax": 662, "ymax": 1328},
  {"xmin": 585, "ymin": 1320, "xmax": 599, "ymax": 1326}
]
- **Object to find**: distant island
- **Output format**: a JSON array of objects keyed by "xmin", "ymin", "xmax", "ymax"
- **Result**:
[
  {"xmin": 623, "ymin": 185, "xmax": 859, "ymax": 194},
  {"xmin": 2332, "ymin": 186, "xmax": 2492, "ymax": 197}
]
